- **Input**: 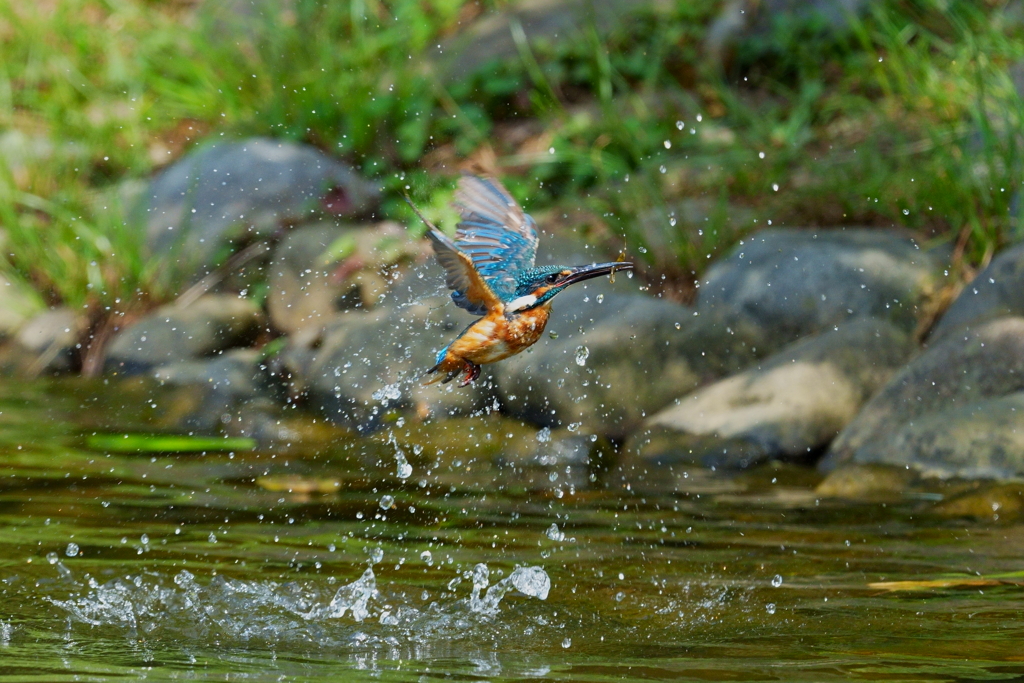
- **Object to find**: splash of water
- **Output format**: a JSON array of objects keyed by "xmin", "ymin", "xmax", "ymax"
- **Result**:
[
  {"xmin": 468, "ymin": 564, "xmax": 550, "ymax": 614},
  {"xmin": 49, "ymin": 562, "xmax": 550, "ymax": 644},
  {"xmin": 319, "ymin": 568, "xmax": 377, "ymax": 622}
]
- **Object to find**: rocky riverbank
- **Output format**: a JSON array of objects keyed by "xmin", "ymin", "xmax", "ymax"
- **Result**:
[{"xmin": 3, "ymin": 134, "xmax": 1023, "ymax": 498}]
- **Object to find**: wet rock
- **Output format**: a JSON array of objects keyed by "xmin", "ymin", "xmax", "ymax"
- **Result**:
[
  {"xmin": 0, "ymin": 272, "xmax": 44, "ymax": 339},
  {"xmin": 267, "ymin": 220, "xmax": 429, "ymax": 334},
  {"xmin": 494, "ymin": 426, "xmax": 615, "ymax": 488},
  {"xmin": 496, "ymin": 298, "xmax": 781, "ymax": 438},
  {"xmin": 105, "ymin": 295, "xmax": 264, "ymax": 376},
  {"xmin": 815, "ymin": 463, "xmax": 919, "ymax": 501},
  {"xmin": 929, "ymin": 242, "xmax": 1024, "ymax": 342},
  {"xmin": 619, "ymin": 428, "xmax": 772, "ymax": 472},
  {"xmin": 140, "ymin": 137, "xmax": 380, "ymax": 275},
  {"xmin": 13, "ymin": 308, "xmax": 86, "ymax": 375},
  {"xmin": 698, "ymin": 228, "xmax": 948, "ymax": 341},
  {"xmin": 845, "ymin": 393, "xmax": 1024, "ymax": 479},
  {"xmin": 151, "ymin": 348, "xmax": 274, "ymax": 432},
  {"xmin": 633, "ymin": 318, "xmax": 914, "ymax": 469},
  {"xmin": 282, "ymin": 299, "xmax": 494, "ymax": 432},
  {"xmin": 933, "ymin": 482, "xmax": 1024, "ymax": 522},
  {"xmin": 822, "ymin": 317, "xmax": 1024, "ymax": 477}
]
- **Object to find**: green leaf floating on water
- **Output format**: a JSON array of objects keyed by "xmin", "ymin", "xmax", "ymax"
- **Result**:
[{"xmin": 86, "ymin": 434, "xmax": 257, "ymax": 453}]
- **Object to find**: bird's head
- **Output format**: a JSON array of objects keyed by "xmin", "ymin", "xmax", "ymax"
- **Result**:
[{"xmin": 505, "ymin": 262, "xmax": 634, "ymax": 313}]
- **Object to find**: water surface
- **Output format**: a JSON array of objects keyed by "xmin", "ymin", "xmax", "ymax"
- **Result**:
[{"xmin": 0, "ymin": 380, "xmax": 1022, "ymax": 681}]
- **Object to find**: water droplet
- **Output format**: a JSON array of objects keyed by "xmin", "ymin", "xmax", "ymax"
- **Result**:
[
  {"xmin": 46, "ymin": 552, "xmax": 59, "ymax": 565},
  {"xmin": 379, "ymin": 494, "xmax": 395, "ymax": 510},
  {"xmin": 420, "ymin": 550, "xmax": 433, "ymax": 565},
  {"xmin": 766, "ymin": 603, "xmax": 776, "ymax": 614},
  {"xmin": 567, "ymin": 422, "xmax": 581, "ymax": 433},
  {"xmin": 546, "ymin": 523, "xmax": 565, "ymax": 542},
  {"xmin": 575, "ymin": 346, "xmax": 589, "ymax": 366},
  {"xmin": 65, "ymin": 543, "xmax": 80, "ymax": 557},
  {"xmin": 511, "ymin": 566, "xmax": 551, "ymax": 600},
  {"xmin": 394, "ymin": 448, "xmax": 413, "ymax": 480},
  {"xmin": 758, "ymin": 151, "xmax": 765, "ymax": 159},
  {"xmin": 772, "ymin": 183, "xmax": 779, "ymax": 192},
  {"xmin": 674, "ymin": 322, "xmax": 681, "ymax": 329},
  {"xmin": 207, "ymin": 533, "xmax": 217, "ymax": 544},
  {"xmin": 902, "ymin": 208, "xmax": 910, "ymax": 215},
  {"xmin": 596, "ymin": 294, "xmax": 604, "ymax": 303},
  {"xmin": 369, "ymin": 547, "xmax": 384, "ymax": 565},
  {"xmin": 615, "ymin": 591, "xmax": 625, "ymax": 602},
  {"xmin": 562, "ymin": 637, "xmax": 572, "ymax": 648},
  {"xmin": 548, "ymin": 330, "xmax": 559, "ymax": 340},
  {"xmin": 659, "ymin": 165, "xmax": 667, "ymax": 174},
  {"xmin": 771, "ymin": 574, "xmax": 783, "ymax": 588},
  {"xmin": 676, "ymin": 120, "xmax": 684, "ymax": 130},
  {"xmin": 140, "ymin": 534, "xmax": 149, "ymax": 545},
  {"xmin": 663, "ymin": 140, "xmax": 671, "ymax": 149},
  {"xmin": 536, "ymin": 427, "xmax": 551, "ymax": 443}
]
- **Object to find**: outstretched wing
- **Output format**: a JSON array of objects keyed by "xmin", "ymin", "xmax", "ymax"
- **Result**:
[
  {"xmin": 426, "ymin": 228, "xmax": 502, "ymax": 316},
  {"xmin": 453, "ymin": 175, "xmax": 539, "ymax": 301}
]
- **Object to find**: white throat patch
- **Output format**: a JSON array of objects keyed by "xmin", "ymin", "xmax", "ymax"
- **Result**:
[{"xmin": 505, "ymin": 294, "xmax": 538, "ymax": 313}]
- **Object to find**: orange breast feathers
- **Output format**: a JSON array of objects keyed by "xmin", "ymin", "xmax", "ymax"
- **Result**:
[{"xmin": 443, "ymin": 303, "xmax": 552, "ymax": 367}]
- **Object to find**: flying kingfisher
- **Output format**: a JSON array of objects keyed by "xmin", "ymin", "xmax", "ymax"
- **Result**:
[{"xmin": 409, "ymin": 174, "xmax": 632, "ymax": 387}]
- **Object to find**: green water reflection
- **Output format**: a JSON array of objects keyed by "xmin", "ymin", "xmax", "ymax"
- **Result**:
[{"xmin": 0, "ymin": 380, "xmax": 1023, "ymax": 682}]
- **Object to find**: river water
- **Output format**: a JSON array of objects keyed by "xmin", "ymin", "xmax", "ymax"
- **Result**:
[{"xmin": 0, "ymin": 379, "xmax": 1022, "ymax": 681}]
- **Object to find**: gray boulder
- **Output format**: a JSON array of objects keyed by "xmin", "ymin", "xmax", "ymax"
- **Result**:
[
  {"xmin": 496, "ymin": 296, "xmax": 781, "ymax": 438},
  {"xmin": 630, "ymin": 317, "xmax": 915, "ymax": 469},
  {"xmin": 141, "ymin": 137, "xmax": 379, "ymax": 276},
  {"xmin": 267, "ymin": 220, "xmax": 430, "ymax": 334},
  {"xmin": 705, "ymin": 0, "xmax": 873, "ymax": 67},
  {"xmin": 105, "ymin": 295, "xmax": 264, "ymax": 375},
  {"xmin": 929, "ymin": 241, "xmax": 1024, "ymax": 341},
  {"xmin": 437, "ymin": 0, "xmax": 644, "ymax": 83},
  {"xmin": 267, "ymin": 222, "xmax": 359, "ymax": 334},
  {"xmin": 283, "ymin": 299, "xmax": 492, "ymax": 432},
  {"xmin": 846, "ymin": 393, "xmax": 1024, "ymax": 479},
  {"xmin": 822, "ymin": 316, "xmax": 1024, "ymax": 475},
  {"xmin": 698, "ymin": 228, "xmax": 948, "ymax": 341}
]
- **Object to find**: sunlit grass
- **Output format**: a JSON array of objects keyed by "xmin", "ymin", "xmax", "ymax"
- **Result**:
[{"xmin": 0, "ymin": 0, "xmax": 1020, "ymax": 317}]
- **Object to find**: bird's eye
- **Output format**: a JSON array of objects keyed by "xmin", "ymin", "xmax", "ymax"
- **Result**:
[{"xmin": 545, "ymin": 273, "xmax": 560, "ymax": 284}]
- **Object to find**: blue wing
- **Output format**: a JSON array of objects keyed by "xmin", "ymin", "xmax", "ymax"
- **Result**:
[
  {"xmin": 426, "ymin": 227, "xmax": 502, "ymax": 317},
  {"xmin": 452, "ymin": 175, "xmax": 539, "ymax": 302}
]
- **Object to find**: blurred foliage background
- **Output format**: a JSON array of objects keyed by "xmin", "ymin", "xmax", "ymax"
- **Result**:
[{"xmin": 1, "ymin": 0, "xmax": 1022, "ymax": 315}]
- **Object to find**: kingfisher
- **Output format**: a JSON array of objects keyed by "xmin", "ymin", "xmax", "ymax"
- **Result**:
[{"xmin": 409, "ymin": 174, "xmax": 632, "ymax": 387}]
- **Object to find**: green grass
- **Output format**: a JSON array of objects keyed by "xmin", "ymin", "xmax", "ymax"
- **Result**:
[{"xmin": 0, "ymin": 0, "xmax": 1021, "ymax": 325}]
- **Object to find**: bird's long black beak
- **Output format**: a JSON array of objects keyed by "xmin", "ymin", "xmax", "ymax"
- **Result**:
[{"xmin": 562, "ymin": 262, "xmax": 634, "ymax": 286}]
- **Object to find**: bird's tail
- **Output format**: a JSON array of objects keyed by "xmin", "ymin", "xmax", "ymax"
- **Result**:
[{"xmin": 421, "ymin": 363, "xmax": 446, "ymax": 386}]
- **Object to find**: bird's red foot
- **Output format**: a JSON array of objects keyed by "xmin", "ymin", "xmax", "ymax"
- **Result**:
[{"xmin": 458, "ymin": 362, "xmax": 481, "ymax": 387}]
